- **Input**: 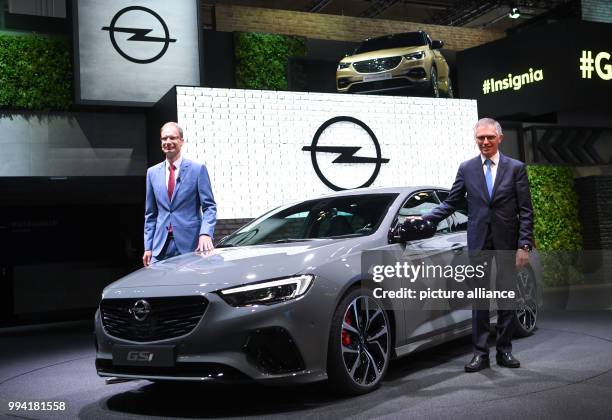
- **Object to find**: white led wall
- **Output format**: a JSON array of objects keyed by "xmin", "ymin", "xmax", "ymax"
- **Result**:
[{"xmin": 176, "ymin": 87, "xmax": 479, "ymax": 219}]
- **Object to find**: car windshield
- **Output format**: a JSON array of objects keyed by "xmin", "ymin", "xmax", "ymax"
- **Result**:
[
  {"xmin": 218, "ymin": 194, "xmax": 398, "ymax": 247},
  {"xmin": 354, "ymin": 32, "xmax": 426, "ymax": 54}
]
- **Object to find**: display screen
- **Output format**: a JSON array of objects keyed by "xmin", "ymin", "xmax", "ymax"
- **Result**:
[{"xmin": 457, "ymin": 20, "xmax": 612, "ymax": 118}]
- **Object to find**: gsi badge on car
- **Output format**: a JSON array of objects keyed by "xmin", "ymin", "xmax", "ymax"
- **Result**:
[{"xmin": 95, "ymin": 187, "xmax": 541, "ymax": 395}]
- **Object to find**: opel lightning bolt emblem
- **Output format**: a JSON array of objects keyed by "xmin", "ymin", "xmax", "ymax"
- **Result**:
[
  {"xmin": 130, "ymin": 299, "xmax": 152, "ymax": 321},
  {"xmin": 302, "ymin": 116, "xmax": 390, "ymax": 191},
  {"xmin": 102, "ymin": 6, "xmax": 176, "ymax": 64}
]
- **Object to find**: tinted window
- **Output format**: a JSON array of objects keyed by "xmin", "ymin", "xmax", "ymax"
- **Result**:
[
  {"xmin": 218, "ymin": 194, "xmax": 398, "ymax": 247},
  {"xmin": 354, "ymin": 32, "xmax": 426, "ymax": 54},
  {"xmin": 393, "ymin": 190, "xmax": 450, "ymax": 234},
  {"xmin": 436, "ymin": 190, "xmax": 468, "ymax": 232}
]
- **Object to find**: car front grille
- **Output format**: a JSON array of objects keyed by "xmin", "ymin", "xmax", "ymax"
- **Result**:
[
  {"xmin": 100, "ymin": 296, "xmax": 208, "ymax": 342},
  {"xmin": 353, "ymin": 56, "xmax": 402, "ymax": 73}
]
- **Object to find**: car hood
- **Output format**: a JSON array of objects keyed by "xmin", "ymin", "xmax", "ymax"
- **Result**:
[
  {"xmin": 341, "ymin": 46, "xmax": 426, "ymax": 63},
  {"xmin": 105, "ymin": 239, "xmax": 362, "ymax": 292}
]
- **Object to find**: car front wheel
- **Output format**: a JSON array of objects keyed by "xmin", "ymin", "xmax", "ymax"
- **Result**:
[
  {"xmin": 445, "ymin": 77, "xmax": 454, "ymax": 98},
  {"xmin": 429, "ymin": 67, "xmax": 440, "ymax": 98},
  {"xmin": 513, "ymin": 266, "xmax": 538, "ymax": 337},
  {"xmin": 327, "ymin": 289, "xmax": 391, "ymax": 395}
]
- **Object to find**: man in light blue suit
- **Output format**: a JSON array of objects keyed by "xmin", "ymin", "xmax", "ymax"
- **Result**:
[{"xmin": 142, "ymin": 122, "xmax": 216, "ymax": 266}]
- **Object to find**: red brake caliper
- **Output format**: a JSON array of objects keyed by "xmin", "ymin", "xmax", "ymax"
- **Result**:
[{"xmin": 342, "ymin": 313, "xmax": 352, "ymax": 346}]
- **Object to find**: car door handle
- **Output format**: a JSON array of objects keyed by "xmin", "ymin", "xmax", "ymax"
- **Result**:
[{"xmin": 451, "ymin": 243, "xmax": 464, "ymax": 255}]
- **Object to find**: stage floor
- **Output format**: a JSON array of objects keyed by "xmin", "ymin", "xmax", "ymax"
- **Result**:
[{"xmin": 1, "ymin": 311, "xmax": 611, "ymax": 419}]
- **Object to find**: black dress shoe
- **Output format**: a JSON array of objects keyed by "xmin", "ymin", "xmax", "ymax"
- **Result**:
[
  {"xmin": 496, "ymin": 352, "xmax": 520, "ymax": 368},
  {"xmin": 464, "ymin": 354, "xmax": 490, "ymax": 372}
]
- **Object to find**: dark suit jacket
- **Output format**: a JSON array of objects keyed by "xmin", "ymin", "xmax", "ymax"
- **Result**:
[{"xmin": 424, "ymin": 153, "xmax": 534, "ymax": 251}]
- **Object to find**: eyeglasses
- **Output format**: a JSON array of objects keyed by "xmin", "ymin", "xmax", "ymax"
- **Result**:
[
  {"xmin": 476, "ymin": 135, "xmax": 498, "ymax": 142},
  {"xmin": 161, "ymin": 135, "xmax": 181, "ymax": 141}
]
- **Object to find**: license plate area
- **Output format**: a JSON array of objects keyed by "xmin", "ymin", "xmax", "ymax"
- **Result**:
[
  {"xmin": 112, "ymin": 345, "xmax": 175, "ymax": 367},
  {"xmin": 363, "ymin": 72, "xmax": 392, "ymax": 82}
]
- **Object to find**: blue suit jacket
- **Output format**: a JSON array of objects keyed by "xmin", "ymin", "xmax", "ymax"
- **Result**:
[
  {"xmin": 425, "ymin": 153, "xmax": 534, "ymax": 251},
  {"xmin": 144, "ymin": 158, "xmax": 216, "ymax": 257}
]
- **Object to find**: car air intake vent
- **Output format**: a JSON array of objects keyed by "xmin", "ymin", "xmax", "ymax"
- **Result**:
[
  {"xmin": 353, "ymin": 56, "xmax": 402, "ymax": 73},
  {"xmin": 100, "ymin": 296, "xmax": 207, "ymax": 342}
]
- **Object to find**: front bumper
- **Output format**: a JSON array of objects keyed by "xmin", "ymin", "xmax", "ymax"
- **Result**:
[
  {"xmin": 336, "ymin": 59, "xmax": 431, "ymax": 93},
  {"xmin": 94, "ymin": 281, "xmax": 336, "ymax": 384}
]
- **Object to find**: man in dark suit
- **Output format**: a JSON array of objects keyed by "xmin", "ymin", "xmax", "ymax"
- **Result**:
[
  {"xmin": 423, "ymin": 118, "xmax": 534, "ymax": 372},
  {"xmin": 142, "ymin": 122, "xmax": 217, "ymax": 266}
]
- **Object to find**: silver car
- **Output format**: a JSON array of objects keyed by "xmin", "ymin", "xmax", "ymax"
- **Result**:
[{"xmin": 95, "ymin": 187, "xmax": 541, "ymax": 395}]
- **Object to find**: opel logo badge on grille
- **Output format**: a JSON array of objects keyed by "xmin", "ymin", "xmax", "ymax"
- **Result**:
[{"xmin": 130, "ymin": 299, "xmax": 151, "ymax": 321}]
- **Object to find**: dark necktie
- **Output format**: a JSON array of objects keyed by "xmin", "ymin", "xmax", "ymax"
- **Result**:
[{"xmin": 484, "ymin": 159, "xmax": 493, "ymax": 200}]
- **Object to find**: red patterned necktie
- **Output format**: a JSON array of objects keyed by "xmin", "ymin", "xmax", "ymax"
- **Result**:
[
  {"xmin": 167, "ymin": 164, "xmax": 176, "ymax": 234},
  {"xmin": 168, "ymin": 163, "xmax": 176, "ymax": 200}
]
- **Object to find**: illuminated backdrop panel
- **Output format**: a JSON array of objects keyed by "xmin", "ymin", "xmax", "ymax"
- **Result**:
[{"xmin": 176, "ymin": 87, "xmax": 478, "ymax": 219}]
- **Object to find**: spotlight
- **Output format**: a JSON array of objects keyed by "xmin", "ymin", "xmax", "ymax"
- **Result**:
[{"xmin": 508, "ymin": 7, "xmax": 521, "ymax": 19}]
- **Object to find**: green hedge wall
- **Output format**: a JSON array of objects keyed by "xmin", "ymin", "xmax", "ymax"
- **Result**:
[
  {"xmin": 527, "ymin": 165, "xmax": 583, "ymax": 286},
  {"xmin": 234, "ymin": 32, "xmax": 306, "ymax": 91},
  {"xmin": 0, "ymin": 34, "xmax": 72, "ymax": 110}
]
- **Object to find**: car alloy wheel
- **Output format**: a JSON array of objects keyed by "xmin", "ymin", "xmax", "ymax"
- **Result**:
[
  {"xmin": 430, "ymin": 67, "xmax": 440, "ymax": 98},
  {"xmin": 327, "ymin": 289, "xmax": 390, "ymax": 395},
  {"xmin": 513, "ymin": 267, "xmax": 538, "ymax": 337},
  {"xmin": 445, "ymin": 77, "xmax": 454, "ymax": 98}
]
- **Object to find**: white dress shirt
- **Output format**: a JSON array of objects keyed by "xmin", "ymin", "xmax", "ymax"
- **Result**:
[{"xmin": 481, "ymin": 151, "xmax": 499, "ymax": 186}]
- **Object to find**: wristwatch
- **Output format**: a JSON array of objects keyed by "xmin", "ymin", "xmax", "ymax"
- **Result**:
[{"xmin": 520, "ymin": 244, "xmax": 532, "ymax": 252}]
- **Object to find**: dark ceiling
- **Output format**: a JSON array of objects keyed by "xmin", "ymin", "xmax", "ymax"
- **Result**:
[{"xmin": 203, "ymin": 0, "xmax": 579, "ymax": 32}]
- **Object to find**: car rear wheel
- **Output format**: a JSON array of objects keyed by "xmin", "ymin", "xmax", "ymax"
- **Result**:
[
  {"xmin": 327, "ymin": 289, "xmax": 391, "ymax": 395},
  {"xmin": 513, "ymin": 266, "xmax": 538, "ymax": 337},
  {"xmin": 429, "ymin": 67, "xmax": 440, "ymax": 98}
]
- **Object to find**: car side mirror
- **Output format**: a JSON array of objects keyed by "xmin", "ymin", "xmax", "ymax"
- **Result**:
[
  {"xmin": 388, "ymin": 219, "xmax": 436, "ymax": 243},
  {"xmin": 431, "ymin": 40, "xmax": 444, "ymax": 50}
]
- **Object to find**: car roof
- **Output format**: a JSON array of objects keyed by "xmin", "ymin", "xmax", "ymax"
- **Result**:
[
  {"xmin": 314, "ymin": 186, "xmax": 448, "ymax": 198},
  {"xmin": 363, "ymin": 31, "xmax": 427, "ymax": 43}
]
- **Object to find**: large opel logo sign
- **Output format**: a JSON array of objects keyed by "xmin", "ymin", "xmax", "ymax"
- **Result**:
[
  {"xmin": 130, "ymin": 299, "xmax": 151, "ymax": 321},
  {"xmin": 302, "ymin": 116, "xmax": 390, "ymax": 191},
  {"xmin": 102, "ymin": 6, "xmax": 176, "ymax": 64}
]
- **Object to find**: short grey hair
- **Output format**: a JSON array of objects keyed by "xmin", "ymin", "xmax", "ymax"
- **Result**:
[
  {"xmin": 160, "ymin": 121, "xmax": 183, "ymax": 138},
  {"xmin": 474, "ymin": 118, "xmax": 503, "ymax": 136}
]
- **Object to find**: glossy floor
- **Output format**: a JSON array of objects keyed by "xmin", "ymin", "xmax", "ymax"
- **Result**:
[{"xmin": 1, "ymin": 311, "xmax": 611, "ymax": 419}]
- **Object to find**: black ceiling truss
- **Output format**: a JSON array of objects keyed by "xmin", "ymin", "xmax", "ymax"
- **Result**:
[
  {"xmin": 306, "ymin": 0, "xmax": 333, "ymax": 13},
  {"xmin": 358, "ymin": 0, "xmax": 454, "ymax": 18},
  {"xmin": 360, "ymin": 0, "xmax": 402, "ymax": 18},
  {"xmin": 426, "ymin": 0, "xmax": 571, "ymax": 26}
]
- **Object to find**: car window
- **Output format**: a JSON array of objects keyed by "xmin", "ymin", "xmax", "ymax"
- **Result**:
[
  {"xmin": 218, "ymin": 194, "xmax": 398, "ymax": 246},
  {"xmin": 393, "ymin": 190, "xmax": 450, "ymax": 234},
  {"xmin": 354, "ymin": 32, "xmax": 427, "ymax": 54},
  {"xmin": 436, "ymin": 190, "xmax": 468, "ymax": 232}
]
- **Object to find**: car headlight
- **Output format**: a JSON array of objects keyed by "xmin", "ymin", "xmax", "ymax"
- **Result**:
[
  {"xmin": 403, "ymin": 51, "xmax": 425, "ymax": 60},
  {"xmin": 338, "ymin": 62, "xmax": 351, "ymax": 70},
  {"xmin": 218, "ymin": 274, "xmax": 315, "ymax": 307}
]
